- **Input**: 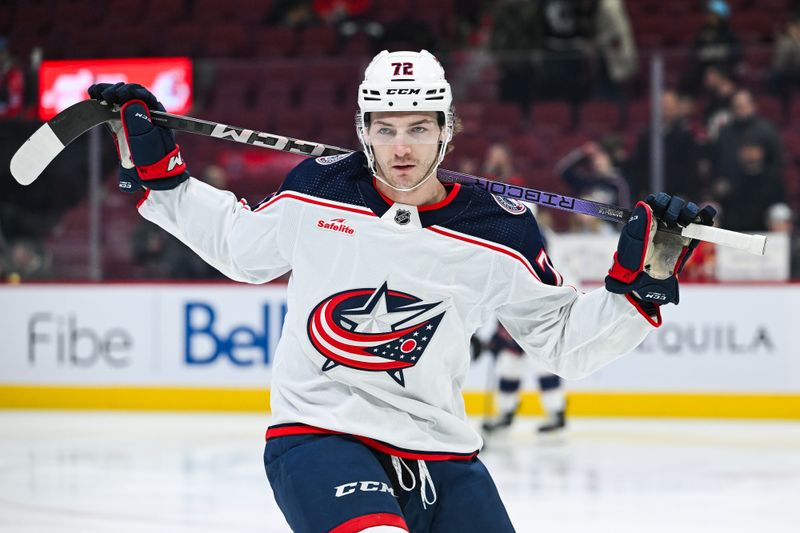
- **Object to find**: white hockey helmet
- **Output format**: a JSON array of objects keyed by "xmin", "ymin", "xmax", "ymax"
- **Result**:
[{"xmin": 356, "ymin": 50, "xmax": 454, "ymax": 190}]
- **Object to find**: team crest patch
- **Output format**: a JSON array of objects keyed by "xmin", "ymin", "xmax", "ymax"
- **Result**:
[
  {"xmin": 307, "ymin": 282, "xmax": 447, "ymax": 387},
  {"xmin": 492, "ymin": 194, "xmax": 527, "ymax": 215},
  {"xmin": 315, "ymin": 153, "xmax": 353, "ymax": 165}
]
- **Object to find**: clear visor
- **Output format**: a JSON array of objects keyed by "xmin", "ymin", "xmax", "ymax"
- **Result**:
[{"xmin": 364, "ymin": 122, "xmax": 443, "ymax": 146}]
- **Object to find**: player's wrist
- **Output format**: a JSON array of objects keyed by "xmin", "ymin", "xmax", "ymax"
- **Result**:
[{"xmin": 605, "ymin": 272, "xmax": 678, "ymax": 305}]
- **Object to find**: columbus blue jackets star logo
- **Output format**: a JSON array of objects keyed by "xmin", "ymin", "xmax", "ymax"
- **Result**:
[{"xmin": 307, "ymin": 282, "xmax": 447, "ymax": 386}]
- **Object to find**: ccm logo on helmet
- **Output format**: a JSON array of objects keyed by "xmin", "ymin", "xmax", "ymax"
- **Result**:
[{"xmin": 386, "ymin": 88, "xmax": 420, "ymax": 95}]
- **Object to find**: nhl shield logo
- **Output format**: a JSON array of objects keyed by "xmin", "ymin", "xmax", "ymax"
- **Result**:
[
  {"xmin": 394, "ymin": 209, "xmax": 411, "ymax": 225},
  {"xmin": 306, "ymin": 282, "xmax": 447, "ymax": 386}
]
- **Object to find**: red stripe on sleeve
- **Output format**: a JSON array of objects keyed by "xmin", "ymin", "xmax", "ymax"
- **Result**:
[
  {"xmin": 624, "ymin": 293, "xmax": 662, "ymax": 328},
  {"xmin": 136, "ymin": 189, "xmax": 151, "ymax": 209}
]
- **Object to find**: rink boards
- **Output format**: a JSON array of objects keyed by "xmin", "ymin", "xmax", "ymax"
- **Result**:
[{"xmin": 0, "ymin": 283, "xmax": 798, "ymax": 418}]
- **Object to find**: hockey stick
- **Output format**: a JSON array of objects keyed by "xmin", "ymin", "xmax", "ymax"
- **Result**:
[{"xmin": 10, "ymin": 99, "xmax": 767, "ymax": 255}]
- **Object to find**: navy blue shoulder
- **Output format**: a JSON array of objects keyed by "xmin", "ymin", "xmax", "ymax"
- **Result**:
[
  {"xmin": 277, "ymin": 151, "xmax": 370, "ymax": 206},
  {"xmin": 441, "ymin": 186, "xmax": 561, "ymax": 286}
]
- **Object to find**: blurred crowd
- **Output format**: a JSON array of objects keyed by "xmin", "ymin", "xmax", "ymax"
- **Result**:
[{"xmin": 1, "ymin": 0, "xmax": 799, "ymax": 281}]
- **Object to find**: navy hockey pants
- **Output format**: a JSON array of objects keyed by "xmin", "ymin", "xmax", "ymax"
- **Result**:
[{"xmin": 264, "ymin": 433, "xmax": 516, "ymax": 532}]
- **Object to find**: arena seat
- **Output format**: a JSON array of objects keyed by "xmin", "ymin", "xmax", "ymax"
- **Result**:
[
  {"xmin": 297, "ymin": 26, "xmax": 339, "ymax": 57},
  {"xmin": 203, "ymin": 24, "xmax": 250, "ymax": 58},
  {"xmin": 581, "ymin": 101, "xmax": 622, "ymax": 132},
  {"xmin": 531, "ymin": 102, "xmax": 573, "ymax": 135}
]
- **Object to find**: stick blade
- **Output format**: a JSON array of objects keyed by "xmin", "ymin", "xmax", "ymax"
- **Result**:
[
  {"xmin": 10, "ymin": 100, "xmax": 117, "ymax": 186},
  {"xmin": 10, "ymin": 123, "xmax": 65, "ymax": 185}
]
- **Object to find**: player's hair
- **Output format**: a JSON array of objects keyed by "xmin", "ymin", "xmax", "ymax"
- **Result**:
[{"xmin": 447, "ymin": 114, "xmax": 463, "ymax": 154}]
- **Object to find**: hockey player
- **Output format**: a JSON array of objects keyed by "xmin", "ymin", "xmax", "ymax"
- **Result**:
[
  {"xmin": 476, "ymin": 323, "xmax": 568, "ymax": 434},
  {"xmin": 88, "ymin": 49, "xmax": 714, "ymax": 533}
]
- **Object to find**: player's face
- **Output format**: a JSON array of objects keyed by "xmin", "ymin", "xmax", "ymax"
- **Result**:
[{"xmin": 367, "ymin": 112, "xmax": 442, "ymax": 189}]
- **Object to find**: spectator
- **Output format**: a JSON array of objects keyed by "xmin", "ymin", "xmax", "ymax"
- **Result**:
[
  {"xmin": 570, "ymin": 189, "xmax": 619, "ymax": 234},
  {"xmin": 767, "ymin": 202, "xmax": 794, "ymax": 233},
  {"xmin": 629, "ymin": 90, "xmax": 703, "ymax": 201},
  {"xmin": 314, "ymin": 0, "xmax": 384, "ymax": 45},
  {"xmin": 264, "ymin": 0, "xmax": 318, "ymax": 28},
  {"xmin": 129, "ymin": 165, "xmax": 231, "ymax": 279},
  {"xmin": 201, "ymin": 164, "xmax": 229, "ymax": 190},
  {"xmin": 766, "ymin": 203, "xmax": 800, "ymax": 278},
  {"xmin": 713, "ymin": 89, "xmax": 784, "ymax": 202},
  {"xmin": 538, "ymin": 0, "xmax": 596, "ymax": 126},
  {"xmin": 313, "ymin": 0, "xmax": 370, "ymax": 22},
  {"xmin": 130, "ymin": 222, "xmax": 222, "ymax": 279},
  {"xmin": 129, "ymin": 222, "xmax": 170, "ymax": 278},
  {"xmin": 681, "ymin": 0, "xmax": 741, "ymax": 96},
  {"xmin": 482, "ymin": 142, "xmax": 523, "ymax": 184},
  {"xmin": 593, "ymin": 0, "xmax": 637, "ymax": 104},
  {"xmin": 770, "ymin": 15, "xmax": 800, "ymax": 121},
  {"xmin": 457, "ymin": 156, "xmax": 479, "ymax": 177},
  {"xmin": 679, "ymin": 240, "xmax": 717, "ymax": 282},
  {"xmin": 680, "ymin": 201, "xmax": 721, "ymax": 282},
  {"xmin": 377, "ymin": 15, "xmax": 436, "ymax": 53},
  {"xmin": 555, "ymin": 140, "xmax": 630, "ymax": 210},
  {"xmin": 703, "ymin": 66, "xmax": 737, "ymax": 139},
  {"xmin": 599, "ymin": 133, "xmax": 629, "ymax": 169},
  {"xmin": 454, "ymin": 0, "xmax": 491, "ymax": 47},
  {"xmin": 0, "ymin": 37, "xmax": 24, "ymax": 119},
  {"xmin": 489, "ymin": 0, "xmax": 544, "ymax": 117},
  {"xmin": 130, "ymin": 165, "xmax": 231, "ymax": 280},
  {"xmin": 5, "ymin": 238, "xmax": 51, "ymax": 281},
  {"xmin": 716, "ymin": 139, "xmax": 785, "ymax": 232}
]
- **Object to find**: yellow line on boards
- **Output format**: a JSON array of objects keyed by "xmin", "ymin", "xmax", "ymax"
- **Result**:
[
  {"xmin": 563, "ymin": 391, "xmax": 800, "ymax": 419},
  {"xmin": 0, "ymin": 385, "xmax": 271, "ymax": 412},
  {"xmin": 1, "ymin": 386, "xmax": 800, "ymax": 419}
]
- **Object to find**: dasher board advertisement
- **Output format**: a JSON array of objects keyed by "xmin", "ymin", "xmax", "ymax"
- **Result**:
[{"xmin": 0, "ymin": 283, "xmax": 797, "ymax": 394}]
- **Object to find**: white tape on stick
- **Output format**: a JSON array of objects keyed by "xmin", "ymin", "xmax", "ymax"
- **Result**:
[{"xmin": 681, "ymin": 224, "xmax": 767, "ymax": 256}]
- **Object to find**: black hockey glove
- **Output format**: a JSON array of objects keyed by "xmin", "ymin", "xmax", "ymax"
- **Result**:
[
  {"xmin": 87, "ymin": 82, "xmax": 189, "ymax": 193},
  {"xmin": 605, "ymin": 192, "xmax": 716, "ymax": 305}
]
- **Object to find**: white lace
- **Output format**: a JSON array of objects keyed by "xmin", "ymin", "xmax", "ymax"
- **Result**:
[{"xmin": 390, "ymin": 456, "xmax": 438, "ymax": 509}]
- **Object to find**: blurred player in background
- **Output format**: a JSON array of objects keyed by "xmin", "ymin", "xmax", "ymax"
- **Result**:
[
  {"xmin": 474, "ymin": 145, "xmax": 569, "ymax": 435},
  {"xmin": 87, "ymin": 48, "xmax": 714, "ymax": 532},
  {"xmin": 474, "ymin": 322, "xmax": 568, "ymax": 434}
]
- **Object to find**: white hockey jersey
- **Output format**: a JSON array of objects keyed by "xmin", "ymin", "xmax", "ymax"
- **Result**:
[{"xmin": 138, "ymin": 151, "xmax": 660, "ymax": 460}]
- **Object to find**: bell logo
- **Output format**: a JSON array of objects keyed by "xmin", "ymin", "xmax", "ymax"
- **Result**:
[
  {"xmin": 184, "ymin": 301, "xmax": 287, "ymax": 366},
  {"xmin": 167, "ymin": 152, "xmax": 184, "ymax": 172}
]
